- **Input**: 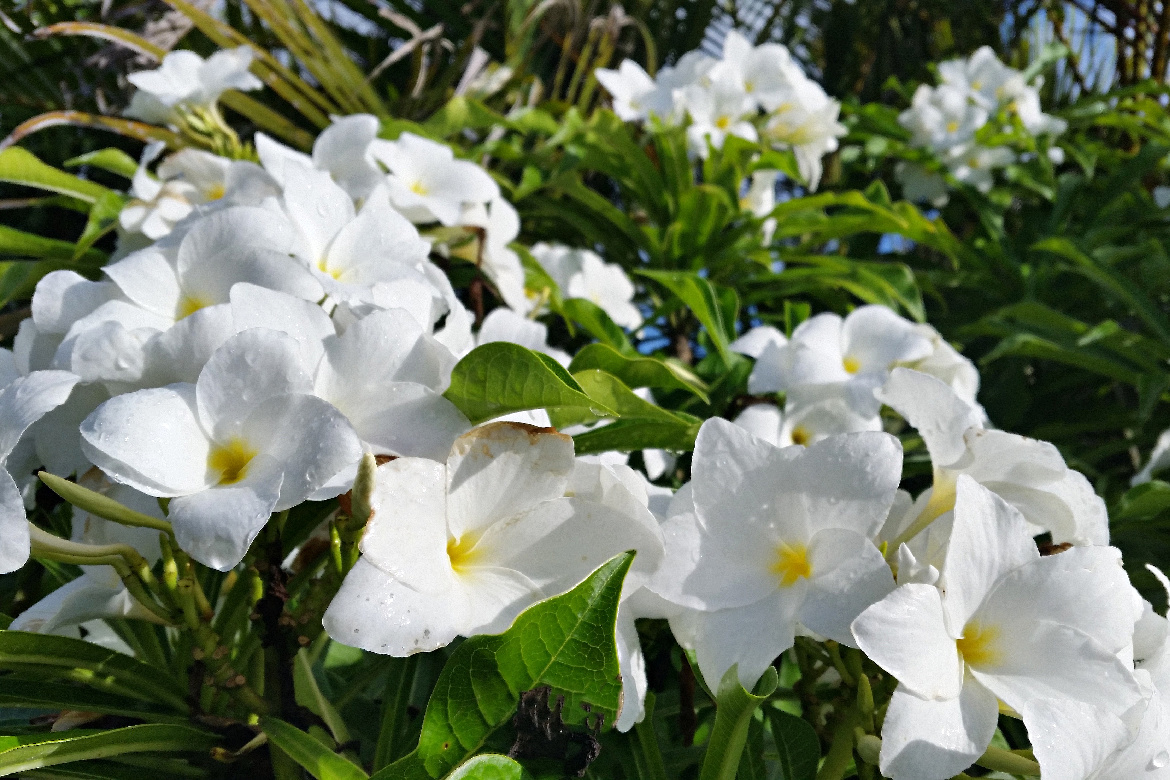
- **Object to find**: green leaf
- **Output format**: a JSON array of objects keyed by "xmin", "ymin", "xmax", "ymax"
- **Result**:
[
  {"xmin": 0, "ymin": 725, "xmax": 218, "ymax": 776},
  {"xmin": 442, "ymin": 343, "xmax": 613, "ymax": 425},
  {"xmin": 0, "ymin": 224, "xmax": 103, "ymax": 263},
  {"xmin": 1116, "ymin": 481, "xmax": 1170, "ymax": 521},
  {"xmin": 293, "ymin": 649, "xmax": 352, "ymax": 745},
  {"xmin": 764, "ymin": 708, "xmax": 819, "ymax": 780},
  {"xmin": 0, "ymin": 148, "xmax": 113, "ymax": 204},
  {"xmin": 0, "ymin": 678, "xmax": 186, "ymax": 724},
  {"xmin": 638, "ymin": 271, "xmax": 735, "ymax": 363},
  {"xmin": 73, "ymin": 192, "xmax": 127, "ymax": 260},
  {"xmin": 697, "ymin": 666, "xmax": 778, "ymax": 780},
  {"xmin": 64, "ymin": 149, "xmax": 139, "ymax": 180},
  {"xmin": 260, "ymin": 717, "xmax": 368, "ymax": 780},
  {"xmin": 559, "ymin": 299, "xmax": 636, "ymax": 355},
  {"xmin": 373, "ymin": 552, "xmax": 634, "ymax": 780},
  {"xmin": 569, "ymin": 344, "xmax": 708, "ymax": 401},
  {"xmin": 0, "ymin": 631, "xmax": 188, "ymax": 713},
  {"xmin": 445, "ymin": 755, "xmax": 527, "ymax": 780},
  {"xmin": 572, "ymin": 370, "xmax": 685, "ymax": 424},
  {"xmin": 571, "ymin": 417, "xmax": 699, "ymax": 455}
]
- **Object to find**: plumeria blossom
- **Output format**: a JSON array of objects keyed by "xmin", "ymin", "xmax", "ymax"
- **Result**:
[
  {"xmin": 733, "ymin": 394, "xmax": 881, "ymax": 449},
  {"xmin": 718, "ymin": 31, "xmax": 797, "ymax": 112},
  {"xmin": 119, "ymin": 144, "xmax": 231, "ymax": 240},
  {"xmin": 322, "ymin": 422, "xmax": 663, "ymax": 660},
  {"xmin": 0, "ymin": 366, "xmax": 80, "ymax": 572},
  {"xmin": 530, "ymin": 243, "xmax": 641, "ymax": 329},
  {"xmin": 594, "ymin": 60, "xmax": 660, "ymax": 121},
  {"xmin": 944, "ymin": 143, "xmax": 1015, "ymax": 192},
  {"xmin": 80, "ymin": 328, "xmax": 362, "ymax": 570},
  {"xmin": 125, "ymin": 47, "xmax": 262, "ymax": 125},
  {"xmin": 746, "ymin": 306, "xmax": 933, "ymax": 415},
  {"xmin": 683, "ymin": 69, "xmax": 758, "ymax": 155},
  {"xmin": 651, "ymin": 418, "xmax": 901, "ymax": 688},
  {"xmin": 853, "ymin": 476, "xmax": 1143, "ymax": 780},
  {"xmin": 370, "ymin": 132, "xmax": 499, "ymax": 226},
  {"xmin": 255, "ymin": 114, "xmax": 385, "ymax": 200},
  {"xmin": 877, "ymin": 367, "xmax": 1108, "ymax": 549},
  {"xmin": 760, "ymin": 69, "xmax": 846, "ymax": 190}
]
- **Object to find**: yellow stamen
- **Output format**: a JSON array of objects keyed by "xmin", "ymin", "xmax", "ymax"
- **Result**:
[
  {"xmin": 208, "ymin": 438, "xmax": 256, "ymax": 486},
  {"xmin": 770, "ymin": 542, "xmax": 812, "ymax": 587},
  {"xmin": 446, "ymin": 534, "xmax": 482, "ymax": 572},
  {"xmin": 410, "ymin": 180, "xmax": 428, "ymax": 195},
  {"xmin": 205, "ymin": 183, "xmax": 226, "ymax": 201},
  {"xmin": 790, "ymin": 426, "xmax": 811, "ymax": 446},
  {"xmin": 842, "ymin": 356, "xmax": 861, "ymax": 374},
  {"xmin": 177, "ymin": 295, "xmax": 209, "ymax": 320},
  {"xmin": 946, "ymin": 120, "xmax": 960, "ymax": 133},
  {"xmin": 715, "ymin": 116, "xmax": 731, "ymax": 130},
  {"xmin": 956, "ymin": 622, "xmax": 1001, "ymax": 668}
]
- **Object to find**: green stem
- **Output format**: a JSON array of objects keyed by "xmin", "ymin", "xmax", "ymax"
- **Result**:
[
  {"xmin": 634, "ymin": 692, "xmax": 668, "ymax": 780},
  {"xmin": 373, "ymin": 655, "xmax": 419, "ymax": 771},
  {"xmin": 698, "ymin": 666, "xmax": 778, "ymax": 780},
  {"xmin": 816, "ymin": 705, "xmax": 860, "ymax": 780}
]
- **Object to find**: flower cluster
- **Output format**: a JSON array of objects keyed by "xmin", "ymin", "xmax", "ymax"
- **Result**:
[
  {"xmin": 595, "ymin": 31, "xmax": 846, "ymax": 188},
  {"xmin": 896, "ymin": 46, "xmax": 1067, "ymax": 204}
]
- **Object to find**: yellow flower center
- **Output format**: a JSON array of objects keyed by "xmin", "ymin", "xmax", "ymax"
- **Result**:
[
  {"xmin": 956, "ymin": 622, "xmax": 1001, "ymax": 668},
  {"xmin": 316, "ymin": 258, "xmax": 343, "ymax": 280},
  {"xmin": 971, "ymin": 80, "xmax": 983, "ymax": 91},
  {"xmin": 946, "ymin": 120, "xmax": 960, "ymax": 133},
  {"xmin": 715, "ymin": 116, "xmax": 731, "ymax": 130},
  {"xmin": 745, "ymin": 80, "xmax": 756, "ymax": 93},
  {"xmin": 770, "ymin": 542, "xmax": 812, "ymax": 587},
  {"xmin": 790, "ymin": 426, "xmax": 811, "ymax": 446},
  {"xmin": 208, "ymin": 438, "xmax": 257, "ymax": 486},
  {"xmin": 446, "ymin": 534, "xmax": 482, "ymax": 572},
  {"xmin": 842, "ymin": 356, "xmax": 861, "ymax": 374},
  {"xmin": 177, "ymin": 294, "xmax": 210, "ymax": 320},
  {"xmin": 410, "ymin": 180, "xmax": 429, "ymax": 196},
  {"xmin": 205, "ymin": 183, "xmax": 226, "ymax": 201}
]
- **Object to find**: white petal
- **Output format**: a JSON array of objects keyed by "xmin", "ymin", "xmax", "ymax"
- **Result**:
[
  {"xmin": 102, "ymin": 249, "xmax": 181, "ymax": 319},
  {"xmin": 878, "ymin": 677, "xmax": 997, "ymax": 780},
  {"xmin": 169, "ymin": 456, "xmax": 283, "ymax": 570},
  {"xmin": 32, "ymin": 383, "xmax": 109, "ymax": 477},
  {"xmin": 852, "ymin": 583, "xmax": 963, "ymax": 700},
  {"xmin": 255, "ymin": 132, "xmax": 312, "ymax": 185},
  {"xmin": 323, "ymin": 558, "xmax": 469, "ymax": 655},
  {"xmin": 313, "ymin": 114, "xmax": 382, "ymax": 198},
  {"xmin": 876, "ymin": 367, "xmax": 983, "ymax": 467},
  {"xmin": 941, "ymin": 475, "xmax": 1038, "ymax": 631},
  {"xmin": 359, "ymin": 457, "xmax": 452, "ymax": 594},
  {"xmin": 799, "ymin": 528, "xmax": 894, "ymax": 646},
  {"xmin": 840, "ymin": 305, "xmax": 932, "ymax": 373},
  {"xmin": 729, "ymin": 325, "xmax": 787, "ymax": 359},
  {"xmin": 31, "ymin": 271, "xmax": 118, "ymax": 335},
  {"xmin": 444, "ymin": 423, "xmax": 575, "ymax": 539},
  {"xmin": 176, "ymin": 206, "xmax": 294, "ymax": 272},
  {"xmin": 282, "ymin": 164, "xmax": 354, "ymax": 263},
  {"xmin": 794, "ymin": 431, "xmax": 903, "ymax": 539},
  {"xmin": 1023, "ymin": 698, "xmax": 1131, "ymax": 780},
  {"xmin": 0, "ymin": 469, "xmax": 29, "ymax": 573},
  {"xmin": 732, "ymin": 404, "xmax": 783, "ymax": 446},
  {"xmin": 670, "ymin": 591, "xmax": 799, "ymax": 691},
  {"xmin": 141, "ymin": 303, "xmax": 235, "ymax": 385},
  {"xmin": 0, "ymin": 370, "xmax": 80, "ymax": 460},
  {"xmin": 180, "ymin": 247, "xmax": 322, "ymax": 308},
  {"xmin": 239, "ymin": 394, "xmax": 362, "ymax": 508},
  {"xmin": 195, "ymin": 329, "xmax": 312, "ymax": 441},
  {"xmin": 80, "ymin": 385, "xmax": 211, "ymax": 496},
  {"xmin": 338, "ymin": 382, "xmax": 469, "ymax": 461},
  {"xmin": 230, "ymin": 284, "xmax": 333, "ymax": 368}
]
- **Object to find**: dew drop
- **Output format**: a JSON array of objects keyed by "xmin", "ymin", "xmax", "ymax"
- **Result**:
[{"xmin": 1152, "ymin": 752, "xmax": 1168, "ymax": 769}]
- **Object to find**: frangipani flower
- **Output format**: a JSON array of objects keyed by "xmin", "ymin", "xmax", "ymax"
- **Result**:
[
  {"xmin": 119, "ymin": 144, "xmax": 232, "ymax": 240},
  {"xmin": 683, "ymin": 69, "xmax": 758, "ymax": 156},
  {"xmin": 747, "ymin": 306, "xmax": 933, "ymax": 415},
  {"xmin": 322, "ymin": 422, "xmax": 663, "ymax": 656},
  {"xmin": 125, "ymin": 47, "xmax": 262, "ymax": 125},
  {"xmin": 852, "ymin": 476, "xmax": 1143, "ymax": 780},
  {"xmin": 595, "ymin": 60, "xmax": 659, "ymax": 122},
  {"xmin": 877, "ymin": 367, "xmax": 1108, "ymax": 548},
  {"xmin": 80, "ymin": 328, "xmax": 362, "ymax": 570},
  {"xmin": 719, "ymin": 31, "xmax": 796, "ymax": 112},
  {"xmin": 530, "ymin": 243, "xmax": 641, "ymax": 329},
  {"xmin": 760, "ymin": 70, "xmax": 845, "ymax": 190},
  {"xmin": 732, "ymin": 394, "xmax": 881, "ymax": 449},
  {"xmin": 651, "ymin": 418, "xmax": 901, "ymax": 688},
  {"xmin": 255, "ymin": 114, "xmax": 385, "ymax": 200},
  {"xmin": 371, "ymin": 132, "xmax": 499, "ymax": 226},
  {"xmin": 0, "ymin": 368, "xmax": 81, "ymax": 572}
]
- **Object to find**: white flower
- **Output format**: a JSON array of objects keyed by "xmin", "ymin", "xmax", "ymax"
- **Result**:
[
  {"xmin": 650, "ymin": 418, "xmax": 901, "ymax": 688},
  {"xmin": 901, "ymin": 324, "xmax": 981, "ymax": 407},
  {"xmin": 937, "ymin": 46, "xmax": 1017, "ymax": 111},
  {"xmin": 898, "ymin": 84, "xmax": 988, "ymax": 154},
  {"xmin": 79, "ymin": 328, "xmax": 362, "ymax": 570},
  {"xmin": 719, "ymin": 31, "xmax": 798, "ymax": 113},
  {"xmin": 595, "ymin": 60, "xmax": 659, "ymax": 122},
  {"xmin": 457, "ymin": 196, "xmax": 529, "ymax": 313},
  {"xmin": 1133, "ymin": 427, "xmax": 1170, "ymax": 485},
  {"xmin": 747, "ymin": 306, "xmax": 933, "ymax": 416},
  {"xmin": 370, "ymin": 132, "xmax": 499, "ymax": 226},
  {"xmin": 0, "ymin": 368, "xmax": 80, "ymax": 572},
  {"xmin": 119, "ymin": 144, "xmax": 232, "ymax": 240},
  {"xmin": 683, "ymin": 69, "xmax": 758, "ymax": 156},
  {"xmin": 529, "ymin": 243, "xmax": 641, "ymax": 329},
  {"xmin": 256, "ymin": 114, "xmax": 385, "ymax": 200},
  {"xmin": 733, "ymin": 395, "xmax": 881, "ymax": 448},
  {"xmin": 852, "ymin": 476, "xmax": 1143, "ymax": 780},
  {"xmin": 761, "ymin": 71, "xmax": 845, "ymax": 190},
  {"xmin": 322, "ymin": 422, "xmax": 663, "ymax": 656},
  {"xmin": 877, "ymin": 367, "xmax": 1108, "ymax": 548},
  {"xmin": 125, "ymin": 47, "xmax": 262, "ymax": 125},
  {"xmin": 944, "ymin": 143, "xmax": 1014, "ymax": 193}
]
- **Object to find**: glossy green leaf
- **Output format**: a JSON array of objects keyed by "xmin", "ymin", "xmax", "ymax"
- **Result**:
[
  {"xmin": 73, "ymin": 191, "xmax": 126, "ymax": 260},
  {"xmin": 764, "ymin": 708, "xmax": 819, "ymax": 780},
  {"xmin": 293, "ymin": 649, "xmax": 352, "ymax": 745},
  {"xmin": 0, "ymin": 147, "xmax": 113, "ymax": 204},
  {"xmin": 559, "ymin": 299, "xmax": 635, "ymax": 355},
  {"xmin": 442, "ymin": 342, "xmax": 613, "ymax": 424},
  {"xmin": 571, "ymin": 417, "xmax": 700, "ymax": 455},
  {"xmin": 0, "ymin": 224, "xmax": 102, "ymax": 263},
  {"xmin": 372, "ymin": 552, "xmax": 634, "ymax": 780},
  {"xmin": 260, "ymin": 717, "xmax": 368, "ymax": 780},
  {"xmin": 0, "ymin": 631, "xmax": 188, "ymax": 713},
  {"xmin": 445, "ymin": 755, "xmax": 527, "ymax": 780},
  {"xmin": 64, "ymin": 149, "xmax": 139, "ymax": 179},
  {"xmin": 0, "ymin": 678, "xmax": 186, "ymax": 723},
  {"xmin": 0, "ymin": 725, "xmax": 218, "ymax": 776},
  {"xmin": 569, "ymin": 344, "xmax": 708, "ymax": 401},
  {"xmin": 697, "ymin": 666, "xmax": 778, "ymax": 780},
  {"xmin": 1116, "ymin": 481, "xmax": 1170, "ymax": 520}
]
